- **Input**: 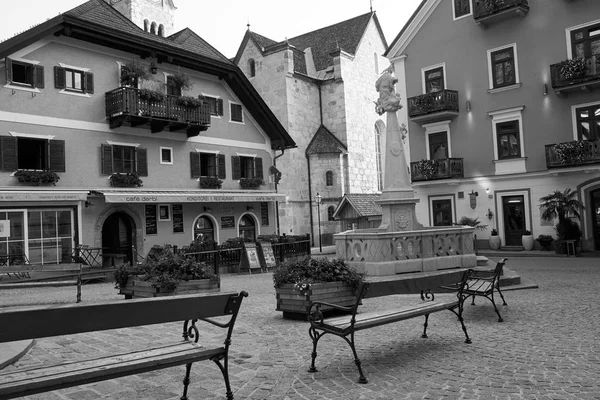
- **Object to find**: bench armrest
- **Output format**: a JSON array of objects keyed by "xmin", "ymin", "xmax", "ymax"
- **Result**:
[{"xmin": 308, "ymin": 300, "xmax": 357, "ymax": 326}]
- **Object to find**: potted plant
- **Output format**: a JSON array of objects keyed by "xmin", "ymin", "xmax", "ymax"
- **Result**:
[
  {"xmin": 177, "ymin": 95, "xmax": 204, "ymax": 108},
  {"xmin": 171, "ymin": 72, "xmax": 193, "ymax": 92},
  {"xmin": 536, "ymin": 234, "xmax": 554, "ymax": 251},
  {"xmin": 522, "ymin": 230, "xmax": 534, "ymax": 251},
  {"xmin": 14, "ymin": 170, "xmax": 60, "ymax": 186},
  {"xmin": 199, "ymin": 177, "xmax": 223, "ymax": 189},
  {"xmin": 557, "ymin": 57, "xmax": 587, "ymax": 81},
  {"xmin": 554, "ymin": 140, "xmax": 587, "ymax": 165},
  {"xmin": 240, "ymin": 177, "xmax": 264, "ymax": 189},
  {"xmin": 120, "ymin": 62, "xmax": 149, "ymax": 87},
  {"xmin": 489, "ymin": 229, "xmax": 501, "ymax": 250},
  {"xmin": 114, "ymin": 246, "xmax": 220, "ymax": 299},
  {"xmin": 415, "ymin": 159, "xmax": 438, "ymax": 180},
  {"xmin": 138, "ymin": 88, "xmax": 166, "ymax": 102},
  {"xmin": 273, "ymin": 256, "xmax": 364, "ymax": 319},
  {"xmin": 539, "ymin": 188, "xmax": 584, "ymax": 254},
  {"xmin": 110, "ymin": 172, "xmax": 143, "ymax": 187}
]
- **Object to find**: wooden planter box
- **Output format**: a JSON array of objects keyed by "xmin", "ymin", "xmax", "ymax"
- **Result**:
[
  {"xmin": 119, "ymin": 278, "xmax": 220, "ymax": 299},
  {"xmin": 275, "ymin": 281, "xmax": 357, "ymax": 320}
]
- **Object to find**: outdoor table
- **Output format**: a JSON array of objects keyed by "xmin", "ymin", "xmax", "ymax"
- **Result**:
[{"xmin": 72, "ymin": 245, "xmax": 103, "ymax": 268}]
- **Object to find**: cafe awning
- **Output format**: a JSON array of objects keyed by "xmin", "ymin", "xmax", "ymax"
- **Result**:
[
  {"xmin": 0, "ymin": 190, "xmax": 89, "ymax": 202},
  {"xmin": 91, "ymin": 189, "xmax": 287, "ymax": 203}
]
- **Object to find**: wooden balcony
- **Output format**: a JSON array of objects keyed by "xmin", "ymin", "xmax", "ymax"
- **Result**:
[
  {"xmin": 410, "ymin": 158, "xmax": 464, "ymax": 182},
  {"xmin": 407, "ymin": 90, "xmax": 459, "ymax": 125},
  {"xmin": 550, "ymin": 56, "xmax": 600, "ymax": 96},
  {"xmin": 105, "ymin": 87, "xmax": 211, "ymax": 137},
  {"xmin": 473, "ymin": 0, "xmax": 529, "ymax": 27},
  {"xmin": 545, "ymin": 140, "xmax": 600, "ymax": 169}
]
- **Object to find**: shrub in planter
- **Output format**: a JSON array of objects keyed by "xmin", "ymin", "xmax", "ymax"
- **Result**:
[
  {"xmin": 536, "ymin": 234, "xmax": 554, "ymax": 251},
  {"xmin": 14, "ymin": 170, "xmax": 60, "ymax": 186},
  {"xmin": 199, "ymin": 177, "xmax": 223, "ymax": 189},
  {"xmin": 239, "ymin": 177, "xmax": 264, "ymax": 189},
  {"xmin": 138, "ymin": 88, "xmax": 166, "ymax": 102},
  {"xmin": 110, "ymin": 172, "xmax": 143, "ymax": 187},
  {"xmin": 489, "ymin": 229, "xmax": 501, "ymax": 250},
  {"xmin": 120, "ymin": 62, "xmax": 149, "ymax": 86},
  {"xmin": 554, "ymin": 140, "xmax": 587, "ymax": 165},
  {"xmin": 557, "ymin": 57, "xmax": 587, "ymax": 81}
]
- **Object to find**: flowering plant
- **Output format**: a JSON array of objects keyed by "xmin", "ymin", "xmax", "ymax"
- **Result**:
[
  {"xmin": 110, "ymin": 172, "xmax": 143, "ymax": 187},
  {"xmin": 413, "ymin": 94, "xmax": 434, "ymax": 111},
  {"xmin": 273, "ymin": 256, "xmax": 364, "ymax": 290},
  {"xmin": 239, "ymin": 177, "xmax": 263, "ymax": 189},
  {"xmin": 415, "ymin": 159, "xmax": 438, "ymax": 180},
  {"xmin": 557, "ymin": 58, "xmax": 587, "ymax": 81},
  {"xmin": 177, "ymin": 96, "xmax": 204, "ymax": 108},
  {"xmin": 138, "ymin": 88, "xmax": 166, "ymax": 102},
  {"xmin": 554, "ymin": 140, "xmax": 587, "ymax": 165},
  {"xmin": 14, "ymin": 170, "xmax": 60, "ymax": 186},
  {"xmin": 294, "ymin": 282, "xmax": 311, "ymax": 296}
]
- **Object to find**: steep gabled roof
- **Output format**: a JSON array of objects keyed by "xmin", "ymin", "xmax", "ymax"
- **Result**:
[
  {"xmin": 250, "ymin": 31, "xmax": 278, "ymax": 51},
  {"xmin": 0, "ymin": 0, "xmax": 295, "ymax": 150},
  {"xmin": 333, "ymin": 193, "xmax": 382, "ymax": 219},
  {"xmin": 384, "ymin": 0, "xmax": 430, "ymax": 57},
  {"xmin": 306, "ymin": 125, "xmax": 347, "ymax": 155}
]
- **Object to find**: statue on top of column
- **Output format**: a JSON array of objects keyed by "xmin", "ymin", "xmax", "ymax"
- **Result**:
[{"xmin": 374, "ymin": 65, "xmax": 402, "ymax": 116}]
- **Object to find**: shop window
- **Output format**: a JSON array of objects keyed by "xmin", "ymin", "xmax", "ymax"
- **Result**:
[
  {"xmin": 230, "ymin": 102, "xmax": 244, "ymax": 123},
  {"xmin": 54, "ymin": 66, "xmax": 94, "ymax": 94},
  {"xmin": 327, "ymin": 206, "xmax": 335, "ymax": 221},
  {"xmin": 0, "ymin": 136, "xmax": 65, "ymax": 172},
  {"xmin": 232, "ymin": 155, "xmax": 263, "ymax": 179},
  {"xmin": 5, "ymin": 58, "xmax": 44, "ymax": 89},
  {"xmin": 239, "ymin": 214, "xmax": 256, "ymax": 241},
  {"xmin": 101, "ymin": 143, "xmax": 148, "ymax": 176},
  {"xmin": 325, "ymin": 171, "xmax": 334, "ymax": 186},
  {"xmin": 190, "ymin": 152, "xmax": 226, "ymax": 178}
]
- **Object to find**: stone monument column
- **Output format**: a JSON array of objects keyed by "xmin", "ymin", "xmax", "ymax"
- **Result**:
[{"xmin": 374, "ymin": 66, "xmax": 422, "ymax": 232}]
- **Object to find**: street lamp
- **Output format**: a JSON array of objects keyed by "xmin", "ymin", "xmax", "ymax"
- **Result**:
[{"xmin": 315, "ymin": 193, "xmax": 322, "ymax": 252}]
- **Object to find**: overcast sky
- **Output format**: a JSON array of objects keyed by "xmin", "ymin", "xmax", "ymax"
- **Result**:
[{"xmin": 0, "ymin": 0, "xmax": 422, "ymax": 59}]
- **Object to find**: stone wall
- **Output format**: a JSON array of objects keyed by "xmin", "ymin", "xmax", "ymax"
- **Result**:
[{"xmin": 106, "ymin": 0, "xmax": 175, "ymax": 36}]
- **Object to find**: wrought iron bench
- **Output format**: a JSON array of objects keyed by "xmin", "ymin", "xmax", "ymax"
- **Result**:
[
  {"xmin": 307, "ymin": 270, "xmax": 472, "ymax": 383},
  {"xmin": 0, "ymin": 291, "xmax": 248, "ymax": 400},
  {"xmin": 0, "ymin": 264, "xmax": 83, "ymax": 303},
  {"xmin": 442, "ymin": 258, "xmax": 508, "ymax": 322}
]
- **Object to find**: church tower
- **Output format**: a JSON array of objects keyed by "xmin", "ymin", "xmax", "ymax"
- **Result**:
[{"xmin": 104, "ymin": 0, "xmax": 177, "ymax": 37}]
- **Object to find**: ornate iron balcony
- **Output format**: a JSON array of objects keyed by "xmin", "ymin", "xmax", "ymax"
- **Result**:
[
  {"xmin": 550, "ymin": 56, "xmax": 600, "ymax": 95},
  {"xmin": 545, "ymin": 139, "xmax": 600, "ymax": 168},
  {"xmin": 410, "ymin": 158, "xmax": 464, "ymax": 182},
  {"xmin": 407, "ymin": 90, "xmax": 459, "ymax": 124},
  {"xmin": 473, "ymin": 0, "xmax": 529, "ymax": 27},
  {"xmin": 105, "ymin": 87, "xmax": 211, "ymax": 137}
]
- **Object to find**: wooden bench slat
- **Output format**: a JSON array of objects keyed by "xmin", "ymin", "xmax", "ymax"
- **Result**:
[
  {"xmin": 0, "ymin": 280, "xmax": 78, "ymax": 290},
  {"xmin": 0, "ymin": 342, "xmax": 224, "ymax": 399}
]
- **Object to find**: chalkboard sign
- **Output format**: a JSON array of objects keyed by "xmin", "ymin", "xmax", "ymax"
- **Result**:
[
  {"xmin": 172, "ymin": 203, "xmax": 184, "ymax": 233},
  {"xmin": 259, "ymin": 241, "xmax": 277, "ymax": 269},
  {"xmin": 221, "ymin": 216, "xmax": 235, "ymax": 229},
  {"xmin": 243, "ymin": 242, "xmax": 262, "ymax": 272},
  {"xmin": 261, "ymin": 202, "xmax": 269, "ymax": 226},
  {"xmin": 145, "ymin": 205, "xmax": 157, "ymax": 235}
]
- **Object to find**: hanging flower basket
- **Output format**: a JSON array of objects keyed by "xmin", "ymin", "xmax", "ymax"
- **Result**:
[
  {"xmin": 120, "ymin": 62, "xmax": 149, "ymax": 86},
  {"xmin": 14, "ymin": 170, "xmax": 60, "ymax": 186}
]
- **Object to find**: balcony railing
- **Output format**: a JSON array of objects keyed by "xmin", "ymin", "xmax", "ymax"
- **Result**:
[
  {"xmin": 550, "ymin": 56, "xmax": 600, "ymax": 95},
  {"xmin": 410, "ymin": 158, "xmax": 464, "ymax": 182},
  {"xmin": 407, "ymin": 90, "xmax": 459, "ymax": 124},
  {"xmin": 473, "ymin": 0, "xmax": 529, "ymax": 27},
  {"xmin": 105, "ymin": 87, "xmax": 211, "ymax": 137},
  {"xmin": 545, "ymin": 140, "xmax": 600, "ymax": 168}
]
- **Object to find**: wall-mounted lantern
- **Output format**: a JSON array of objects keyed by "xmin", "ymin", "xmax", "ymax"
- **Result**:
[{"xmin": 469, "ymin": 190, "xmax": 479, "ymax": 209}]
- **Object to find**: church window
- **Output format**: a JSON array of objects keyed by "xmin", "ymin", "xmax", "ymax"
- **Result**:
[
  {"xmin": 158, "ymin": 24, "xmax": 164, "ymax": 37},
  {"xmin": 325, "ymin": 171, "xmax": 334, "ymax": 187},
  {"xmin": 150, "ymin": 22, "xmax": 157, "ymax": 35},
  {"xmin": 144, "ymin": 19, "xmax": 149, "ymax": 32},
  {"xmin": 248, "ymin": 59, "xmax": 256, "ymax": 77},
  {"xmin": 375, "ymin": 122, "xmax": 384, "ymax": 191},
  {"xmin": 328, "ymin": 206, "xmax": 335, "ymax": 221}
]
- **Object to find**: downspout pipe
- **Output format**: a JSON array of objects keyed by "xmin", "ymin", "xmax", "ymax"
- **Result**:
[{"xmin": 273, "ymin": 147, "xmax": 285, "ymax": 236}]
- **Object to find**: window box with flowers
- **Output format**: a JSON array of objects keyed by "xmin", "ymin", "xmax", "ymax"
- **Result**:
[
  {"xmin": 177, "ymin": 96, "xmax": 204, "ymax": 108},
  {"xmin": 138, "ymin": 89, "xmax": 166, "ymax": 103},
  {"xmin": 553, "ymin": 140, "xmax": 587, "ymax": 166},
  {"xmin": 239, "ymin": 177, "xmax": 263, "ymax": 189},
  {"xmin": 110, "ymin": 172, "xmax": 143, "ymax": 187},
  {"xmin": 199, "ymin": 177, "xmax": 223, "ymax": 189},
  {"xmin": 557, "ymin": 57, "xmax": 587, "ymax": 82},
  {"xmin": 14, "ymin": 170, "xmax": 60, "ymax": 186},
  {"xmin": 415, "ymin": 159, "xmax": 438, "ymax": 180}
]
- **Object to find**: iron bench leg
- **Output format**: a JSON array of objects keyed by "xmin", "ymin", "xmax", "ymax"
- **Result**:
[
  {"xmin": 212, "ymin": 353, "xmax": 234, "ymax": 400},
  {"xmin": 180, "ymin": 363, "xmax": 193, "ymax": 400},
  {"xmin": 422, "ymin": 314, "xmax": 429, "ymax": 338},
  {"xmin": 449, "ymin": 304, "xmax": 472, "ymax": 344},
  {"xmin": 489, "ymin": 291, "xmax": 504, "ymax": 322},
  {"xmin": 308, "ymin": 326, "xmax": 322, "ymax": 374}
]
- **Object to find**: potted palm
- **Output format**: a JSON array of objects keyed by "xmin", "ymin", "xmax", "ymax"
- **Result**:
[
  {"xmin": 539, "ymin": 188, "xmax": 584, "ymax": 254},
  {"xmin": 522, "ymin": 230, "xmax": 534, "ymax": 251},
  {"xmin": 273, "ymin": 256, "xmax": 364, "ymax": 320}
]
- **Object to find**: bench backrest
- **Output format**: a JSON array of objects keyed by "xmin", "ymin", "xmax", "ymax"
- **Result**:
[
  {"xmin": 362, "ymin": 269, "xmax": 468, "ymax": 299},
  {"xmin": 0, "ymin": 291, "xmax": 247, "ymax": 344}
]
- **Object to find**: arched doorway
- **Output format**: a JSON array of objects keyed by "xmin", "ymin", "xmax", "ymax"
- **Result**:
[
  {"xmin": 591, "ymin": 189, "xmax": 600, "ymax": 250},
  {"xmin": 193, "ymin": 215, "xmax": 215, "ymax": 243},
  {"xmin": 238, "ymin": 214, "xmax": 256, "ymax": 241},
  {"xmin": 102, "ymin": 212, "xmax": 135, "ymax": 265}
]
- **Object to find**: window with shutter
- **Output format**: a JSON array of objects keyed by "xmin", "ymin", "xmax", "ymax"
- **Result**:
[
  {"xmin": 232, "ymin": 156, "xmax": 241, "ymax": 180},
  {"xmin": 49, "ymin": 140, "xmax": 66, "ymax": 172},
  {"xmin": 190, "ymin": 152, "xmax": 201, "ymax": 178},
  {"xmin": 203, "ymin": 96, "xmax": 224, "ymax": 116},
  {"xmin": 230, "ymin": 103, "xmax": 244, "ymax": 123},
  {"xmin": 102, "ymin": 144, "xmax": 146, "ymax": 175},
  {"xmin": 218, "ymin": 154, "xmax": 226, "ymax": 179},
  {"xmin": 55, "ymin": 65, "xmax": 94, "ymax": 94},
  {"xmin": 0, "ymin": 136, "xmax": 65, "ymax": 172},
  {"xmin": 7, "ymin": 58, "xmax": 43, "ymax": 88},
  {"xmin": 199, "ymin": 153, "xmax": 217, "ymax": 177}
]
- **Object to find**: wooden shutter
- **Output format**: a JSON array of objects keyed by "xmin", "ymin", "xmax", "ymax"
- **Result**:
[
  {"xmin": 33, "ymin": 65, "xmax": 44, "ymax": 89},
  {"xmin": 255, "ymin": 157, "xmax": 263, "ymax": 179},
  {"xmin": 84, "ymin": 72, "xmax": 94, "ymax": 94},
  {"xmin": 54, "ymin": 67, "xmax": 65, "ymax": 89},
  {"xmin": 216, "ymin": 98, "xmax": 224, "ymax": 116},
  {"xmin": 5, "ymin": 58, "xmax": 13, "ymax": 83},
  {"xmin": 0, "ymin": 137, "xmax": 18, "ymax": 172},
  {"xmin": 48, "ymin": 140, "xmax": 65, "ymax": 172},
  {"xmin": 217, "ymin": 154, "xmax": 226, "ymax": 179},
  {"xmin": 101, "ymin": 144, "xmax": 113, "ymax": 175},
  {"xmin": 232, "ymin": 156, "xmax": 241, "ymax": 180},
  {"xmin": 136, "ymin": 147, "xmax": 148, "ymax": 176},
  {"xmin": 190, "ymin": 152, "xmax": 201, "ymax": 178}
]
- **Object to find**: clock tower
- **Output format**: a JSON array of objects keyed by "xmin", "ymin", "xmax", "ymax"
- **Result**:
[{"xmin": 104, "ymin": 0, "xmax": 177, "ymax": 37}]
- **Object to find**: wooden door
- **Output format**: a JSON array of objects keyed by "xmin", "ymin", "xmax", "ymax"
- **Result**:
[{"xmin": 502, "ymin": 196, "xmax": 525, "ymax": 246}]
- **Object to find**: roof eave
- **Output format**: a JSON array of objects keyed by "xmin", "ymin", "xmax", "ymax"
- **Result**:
[{"xmin": 0, "ymin": 15, "xmax": 64, "ymax": 59}]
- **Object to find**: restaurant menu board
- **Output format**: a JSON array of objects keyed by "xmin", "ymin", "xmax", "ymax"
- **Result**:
[
  {"xmin": 145, "ymin": 205, "xmax": 157, "ymax": 235},
  {"xmin": 260, "ymin": 202, "xmax": 269, "ymax": 226},
  {"xmin": 172, "ymin": 204, "xmax": 184, "ymax": 233},
  {"xmin": 243, "ymin": 242, "xmax": 262, "ymax": 271},
  {"xmin": 221, "ymin": 216, "xmax": 235, "ymax": 229},
  {"xmin": 259, "ymin": 241, "xmax": 277, "ymax": 269}
]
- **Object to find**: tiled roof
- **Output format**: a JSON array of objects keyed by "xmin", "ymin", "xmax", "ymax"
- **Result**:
[
  {"xmin": 306, "ymin": 125, "xmax": 347, "ymax": 155},
  {"xmin": 64, "ymin": 0, "xmax": 232, "ymax": 64},
  {"xmin": 287, "ymin": 13, "xmax": 373, "ymax": 72},
  {"xmin": 341, "ymin": 193, "xmax": 382, "ymax": 217},
  {"xmin": 249, "ymin": 31, "xmax": 278, "ymax": 50}
]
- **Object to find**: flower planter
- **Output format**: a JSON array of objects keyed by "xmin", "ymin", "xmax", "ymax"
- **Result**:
[
  {"xmin": 522, "ymin": 234, "xmax": 534, "ymax": 251},
  {"xmin": 536, "ymin": 238, "xmax": 554, "ymax": 251},
  {"xmin": 275, "ymin": 281, "xmax": 357, "ymax": 320},
  {"xmin": 119, "ymin": 278, "xmax": 219, "ymax": 299},
  {"xmin": 489, "ymin": 235, "xmax": 501, "ymax": 250}
]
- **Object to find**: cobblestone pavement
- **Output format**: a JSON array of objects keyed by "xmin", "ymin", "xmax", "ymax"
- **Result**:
[{"xmin": 1, "ymin": 257, "xmax": 599, "ymax": 400}]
